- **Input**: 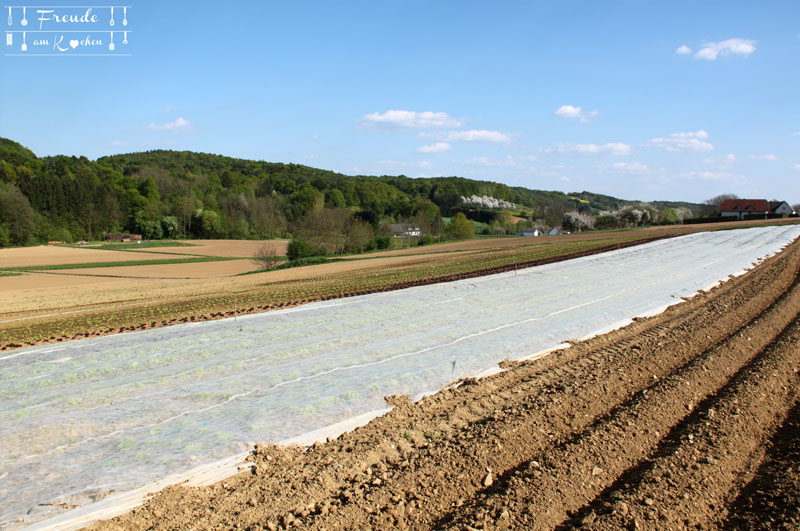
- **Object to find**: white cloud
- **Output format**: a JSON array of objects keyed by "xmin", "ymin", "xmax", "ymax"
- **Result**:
[
  {"xmin": 554, "ymin": 105, "xmax": 598, "ymax": 122},
  {"xmin": 110, "ymin": 140, "xmax": 128, "ymax": 147},
  {"xmin": 642, "ymin": 130, "xmax": 713, "ymax": 152},
  {"xmin": 160, "ymin": 105, "xmax": 177, "ymax": 113},
  {"xmin": 549, "ymin": 142, "xmax": 632, "ymax": 156},
  {"xmin": 692, "ymin": 38, "xmax": 756, "ymax": 60},
  {"xmin": 676, "ymin": 45, "xmax": 692, "ymax": 55},
  {"xmin": 423, "ymin": 129, "xmax": 512, "ymax": 143},
  {"xmin": 359, "ymin": 110, "xmax": 462, "ymax": 129},
  {"xmin": 418, "ymin": 160, "xmax": 433, "ymax": 169},
  {"xmin": 612, "ymin": 161, "xmax": 650, "ymax": 173},
  {"xmin": 749, "ymin": 154, "xmax": 779, "ymax": 161},
  {"xmin": 146, "ymin": 117, "xmax": 192, "ymax": 132},
  {"xmin": 417, "ymin": 142, "xmax": 451, "ymax": 153},
  {"xmin": 794, "ymin": 164, "xmax": 800, "ymax": 172}
]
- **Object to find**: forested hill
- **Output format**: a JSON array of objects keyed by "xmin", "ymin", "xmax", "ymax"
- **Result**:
[{"xmin": 0, "ymin": 138, "xmax": 697, "ymax": 246}]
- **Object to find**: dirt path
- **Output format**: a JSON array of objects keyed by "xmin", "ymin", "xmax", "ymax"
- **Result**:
[{"xmin": 91, "ymin": 236, "xmax": 800, "ymax": 531}]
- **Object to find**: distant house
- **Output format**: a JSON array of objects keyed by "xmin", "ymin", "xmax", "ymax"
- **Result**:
[
  {"xmin": 390, "ymin": 224, "xmax": 421, "ymax": 238},
  {"xmin": 548, "ymin": 227, "xmax": 562, "ymax": 236},
  {"xmin": 105, "ymin": 233, "xmax": 143, "ymax": 242},
  {"xmin": 516, "ymin": 229, "xmax": 540, "ymax": 237},
  {"xmin": 719, "ymin": 199, "xmax": 770, "ymax": 220},
  {"xmin": 770, "ymin": 201, "xmax": 793, "ymax": 216}
]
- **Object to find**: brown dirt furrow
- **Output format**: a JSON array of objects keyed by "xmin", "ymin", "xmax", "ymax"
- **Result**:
[
  {"xmin": 439, "ymin": 258, "xmax": 800, "ymax": 531},
  {"xmin": 723, "ymin": 399, "xmax": 800, "ymax": 530},
  {"xmin": 91, "ymin": 238, "xmax": 800, "ymax": 531},
  {"xmin": 570, "ymin": 316, "xmax": 800, "ymax": 531}
]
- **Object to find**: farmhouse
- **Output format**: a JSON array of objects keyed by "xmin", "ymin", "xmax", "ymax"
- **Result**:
[
  {"xmin": 516, "ymin": 228, "xmax": 540, "ymax": 237},
  {"xmin": 720, "ymin": 199, "xmax": 794, "ymax": 220},
  {"xmin": 770, "ymin": 201, "xmax": 794, "ymax": 216},
  {"xmin": 390, "ymin": 224, "xmax": 421, "ymax": 238},
  {"xmin": 719, "ymin": 199, "xmax": 770, "ymax": 220}
]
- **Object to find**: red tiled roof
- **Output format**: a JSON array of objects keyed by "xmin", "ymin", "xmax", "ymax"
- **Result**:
[{"xmin": 719, "ymin": 199, "xmax": 769, "ymax": 213}]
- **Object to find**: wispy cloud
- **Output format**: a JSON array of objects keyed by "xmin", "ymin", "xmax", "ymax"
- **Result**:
[
  {"xmin": 612, "ymin": 161, "xmax": 650, "ymax": 173},
  {"xmin": 792, "ymin": 132, "xmax": 800, "ymax": 136},
  {"xmin": 680, "ymin": 170, "xmax": 746, "ymax": 182},
  {"xmin": 547, "ymin": 142, "xmax": 632, "ymax": 156},
  {"xmin": 146, "ymin": 117, "xmax": 193, "ymax": 132},
  {"xmin": 642, "ymin": 130, "xmax": 713, "ymax": 152},
  {"xmin": 676, "ymin": 44, "xmax": 692, "ymax": 55},
  {"xmin": 422, "ymin": 129, "xmax": 512, "ymax": 143},
  {"xmin": 703, "ymin": 153, "xmax": 736, "ymax": 164},
  {"xmin": 160, "ymin": 105, "xmax": 177, "ymax": 113},
  {"xmin": 417, "ymin": 142, "xmax": 451, "ymax": 153},
  {"xmin": 359, "ymin": 110, "xmax": 462, "ymax": 129},
  {"xmin": 687, "ymin": 38, "xmax": 756, "ymax": 61},
  {"xmin": 794, "ymin": 164, "xmax": 800, "ymax": 172},
  {"xmin": 749, "ymin": 154, "xmax": 779, "ymax": 161},
  {"xmin": 554, "ymin": 105, "xmax": 598, "ymax": 122},
  {"xmin": 110, "ymin": 140, "xmax": 128, "ymax": 147}
]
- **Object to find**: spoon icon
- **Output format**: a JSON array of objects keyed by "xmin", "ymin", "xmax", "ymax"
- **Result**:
[
  {"xmin": 109, "ymin": 7, "xmax": 114, "ymax": 26},
  {"xmin": 109, "ymin": 31, "xmax": 115, "ymax": 50},
  {"xmin": 7, "ymin": 6, "xmax": 12, "ymax": 26},
  {"xmin": 123, "ymin": 7, "xmax": 127, "ymax": 26},
  {"xmin": 123, "ymin": 31, "xmax": 128, "ymax": 44},
  {"xmin": 21, "ymin": 7, "xmax": 27, "ymax": 26},
  {"xmin": 21, "ymin": 31, "xmax": 26, "ymax": 51}
]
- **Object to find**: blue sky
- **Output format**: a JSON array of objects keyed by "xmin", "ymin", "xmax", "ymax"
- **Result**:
[{"xmin": 1, "ymin": 0, "xmax": 798, "ymax": 203}]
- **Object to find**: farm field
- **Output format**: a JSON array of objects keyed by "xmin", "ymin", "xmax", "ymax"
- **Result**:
[
  {"xmin": 2, "ymin": 224, "xmax": 799, "ymax": 529},
  {"xmin": 2, "ymin": 218, "xmax": 798, "ymax": 350},
  {"xmin": 82, "ymin": 224, "xmax": 800, "ymax": 531}
]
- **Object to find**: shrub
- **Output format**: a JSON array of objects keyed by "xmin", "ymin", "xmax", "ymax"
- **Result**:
[
  {"xmin": 367, "ymin": 235, "xmax": 392, "ymax": 251},
  {"xmin": 287, "ymin": 238, "xmax": 325, "ymax": 261},
  {"xmin": 251, "ymin": 243, "xmax": 280, "ymax": 270}
]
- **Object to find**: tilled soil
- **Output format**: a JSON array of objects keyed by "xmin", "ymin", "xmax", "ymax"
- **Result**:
[{"xmin": 92, "ymin": 237, "xmax": 800, "ymax": 531}]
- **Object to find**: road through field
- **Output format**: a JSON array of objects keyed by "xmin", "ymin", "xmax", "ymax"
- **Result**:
[{"xmin": 1, "ymin": 225, "xmax": 799, "ymax": 528}]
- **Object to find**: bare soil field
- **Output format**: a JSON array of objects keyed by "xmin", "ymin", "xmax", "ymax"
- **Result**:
[
  {"xmin": 93, "ymin": 231, "xmax": 800, "ymax": 531},
  {"xmin": 152, "ymin": 239, "xmax": 288, "ymax": 258},
  {"xmin": 0, "ymin": 246, "xmax": 166, "ymax": 268},
  {"xmin": 0, "ymin": 240, "xmax": 287, "ymax": 269},
  {"xmin": 0, "ymin": 251, "xmax": 480, "ymax": 317}
]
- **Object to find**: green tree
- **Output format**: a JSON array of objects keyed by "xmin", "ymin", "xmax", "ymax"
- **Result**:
[
  {"xmin": 0, "ymin": 184, "xmax": 36, "ymax": 246},
  {"xmin": 290, "ymin": 184, "xmax": 324, "ymax": 217},
  {"xmin": 445, "ymin": 212, "xmax": 474, "ymax": 240},
  {"xmin": 200, "ymin": 210, "xmax": 223, "ymax": 238}
]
